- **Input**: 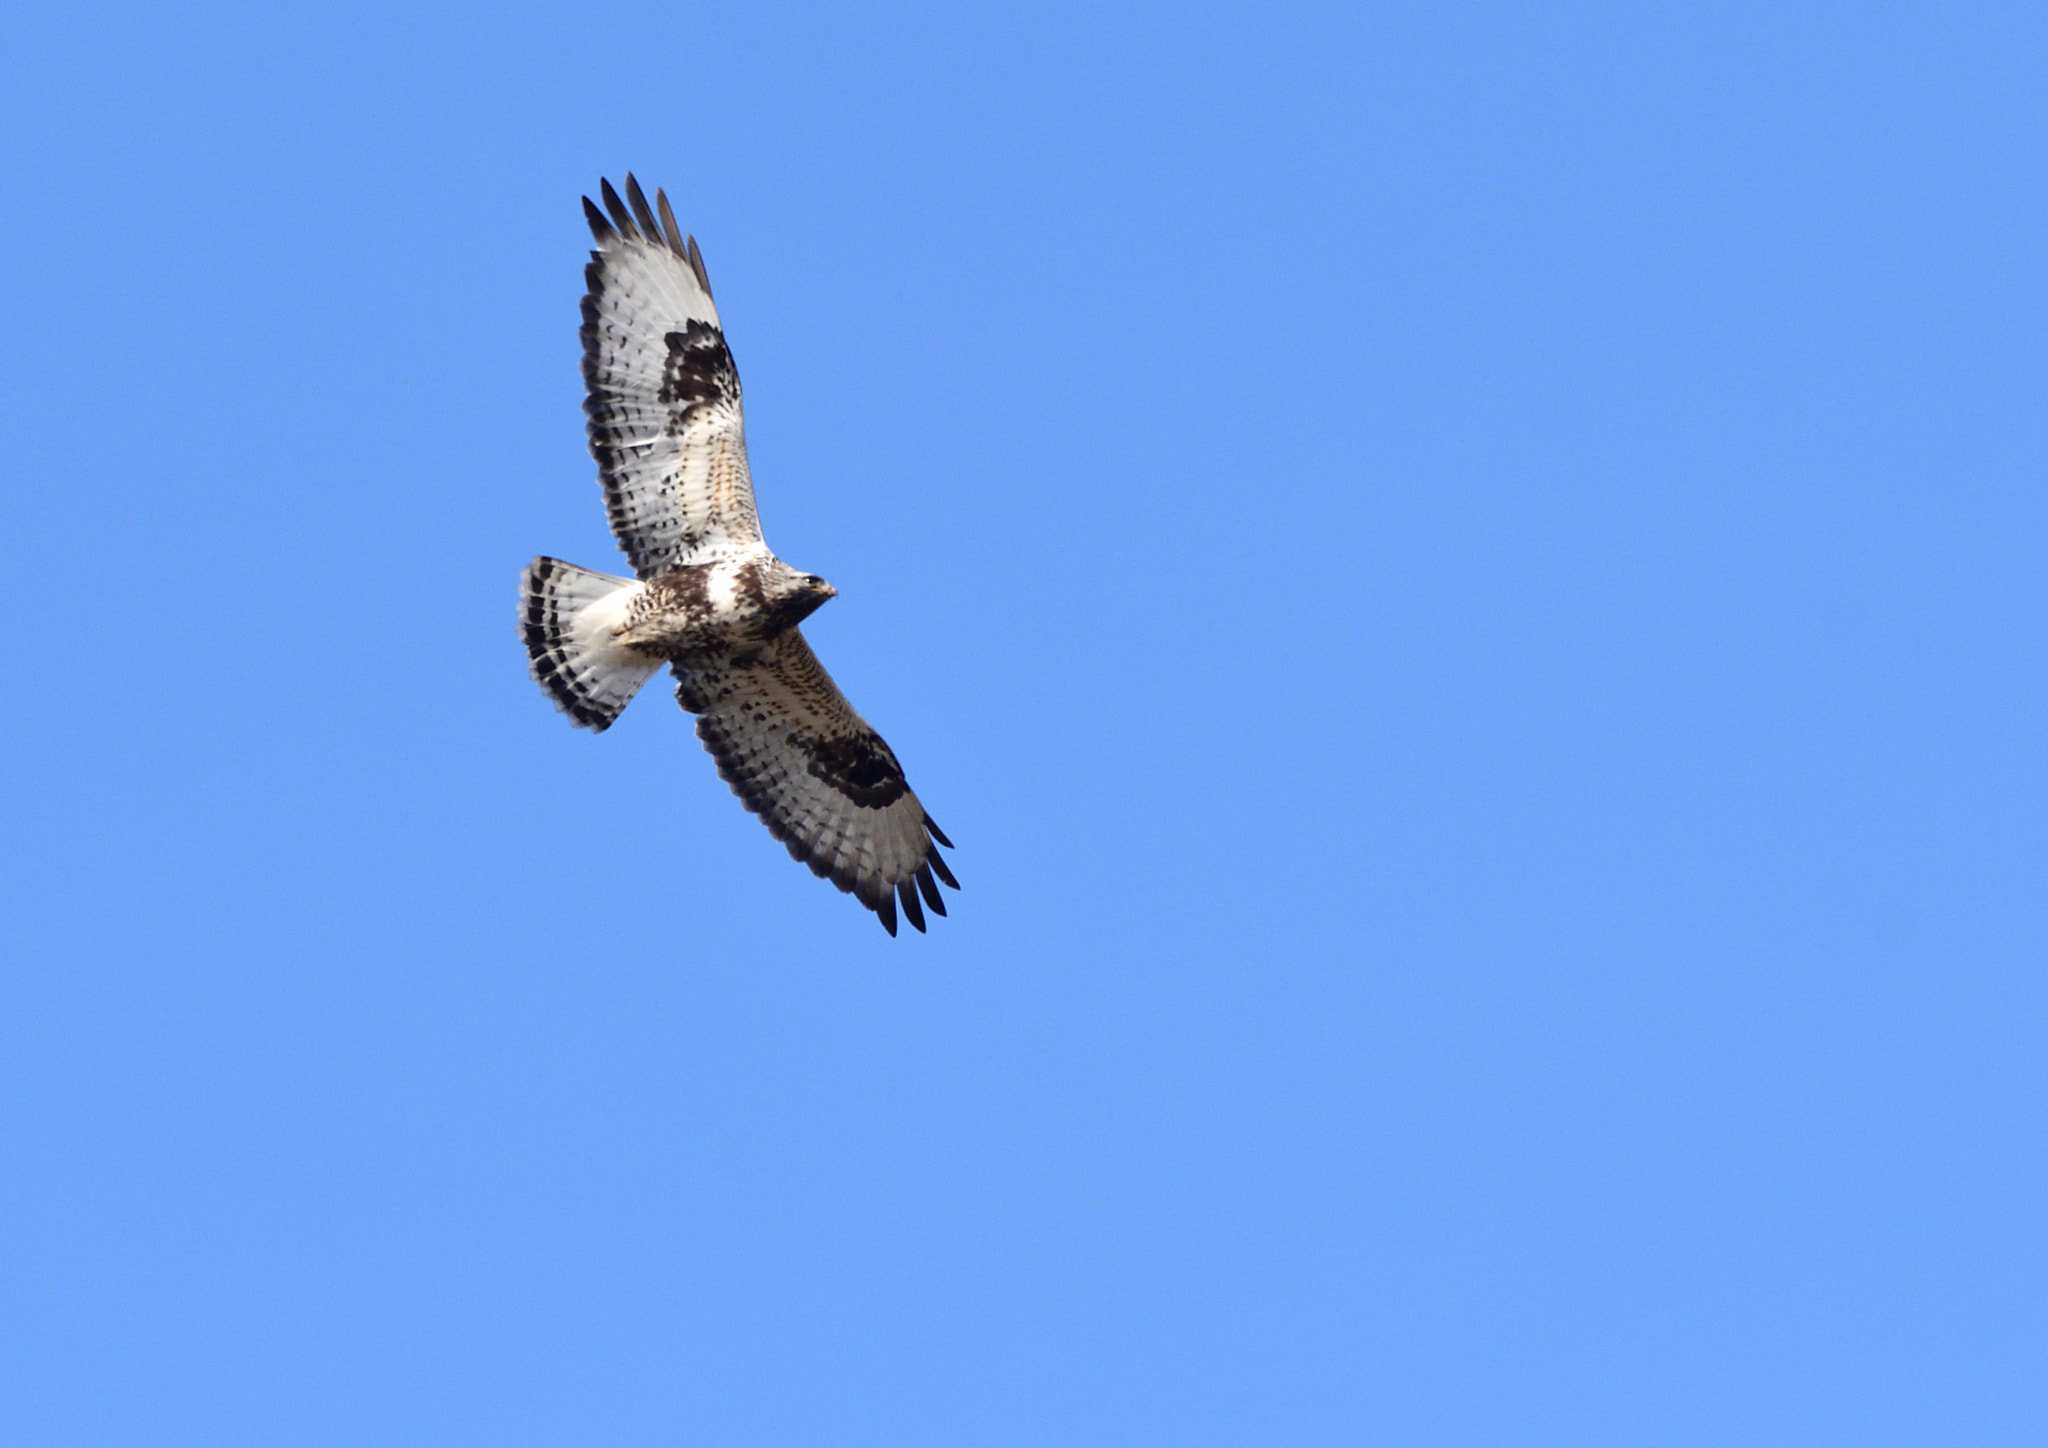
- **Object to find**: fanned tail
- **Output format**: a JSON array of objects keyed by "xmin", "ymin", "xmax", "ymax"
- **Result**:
[{"xmin": 519, "ymin": 557, "xmax": 659, "ymax": 731}]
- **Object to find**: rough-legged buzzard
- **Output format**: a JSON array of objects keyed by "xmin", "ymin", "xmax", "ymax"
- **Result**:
[{"xmin": 520, "ymin": 176, "xmax": 957, "ymax": 935}]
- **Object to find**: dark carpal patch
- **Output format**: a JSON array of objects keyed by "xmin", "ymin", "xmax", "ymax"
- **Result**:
[
  {"xmin": 796, "ymin": 730, "xmax": 911, "ymax": 809},
  {"xmin": 660, "ymin": 321, "xmax": 739, "ymax": 425}
]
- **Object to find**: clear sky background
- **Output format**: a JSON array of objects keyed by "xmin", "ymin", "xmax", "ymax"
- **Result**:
[{"xmin": 2, "ymin": 2, "xmax": 2043, "ymax": 1443}]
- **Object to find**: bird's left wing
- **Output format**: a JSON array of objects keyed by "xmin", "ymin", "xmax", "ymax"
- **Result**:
[
  {"xmin": 675, "ymin": 632, "xmax": 958, "ymax": 935},
  {"xmin": 580, "ymin": 175, "xmax": 762, "ymax": 578}
]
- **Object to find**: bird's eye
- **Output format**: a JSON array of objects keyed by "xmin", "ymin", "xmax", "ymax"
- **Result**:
[{"xmin": 806, "ymin": 575, "xmax": 824, "ymax": 587}]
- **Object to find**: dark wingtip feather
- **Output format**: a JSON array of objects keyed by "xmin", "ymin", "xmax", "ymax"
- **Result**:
[
  {"xmin": 923, "ymin": 815, "xmax": 954, "ymax": 850},
  {"xmin": 876, "ymin": 891, "xmax": 898, "ymax": 936},
  {"xmin": 623, "ymin": 174, "xmax": 662, "ymax": 242},
  {"xmin": 899, "ymin": 881, "xmax": 926, "ymax": 933},
  {"xmin": 599, "ymin": 178, "xmax": 638, "ymax": 239},
  {"xmin": 582, "ymin": 196, "xmax": 617, "ymax": 243},
  {"xmin": 655, "ymin": 188, "xmax": 688, "ymax": 257},
  {"xmin": 686, "ymin": 235, "xmax": 713, "ymax": 297},
  {"xmin": 916, "ymin": 863, "xmax": 946, "ymax": 916}
]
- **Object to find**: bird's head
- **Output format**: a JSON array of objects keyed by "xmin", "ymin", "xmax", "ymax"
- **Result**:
[{"xmin": 764, "ymin": 561, "xmax": 837, "ymax": 628}]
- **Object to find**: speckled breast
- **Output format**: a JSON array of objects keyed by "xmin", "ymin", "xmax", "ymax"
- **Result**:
[{"xmin": 617, "ymin": 559, "xmax": 771, "ymax": 658}]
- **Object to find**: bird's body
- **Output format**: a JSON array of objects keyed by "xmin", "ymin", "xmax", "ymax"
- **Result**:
[
  {"xmin": 619, "ymin": 553, "xmax": 834, "ymax": 657},
  {"xmin": 519, "ymin": 176, "xmax": 956, "ymax": 935}
]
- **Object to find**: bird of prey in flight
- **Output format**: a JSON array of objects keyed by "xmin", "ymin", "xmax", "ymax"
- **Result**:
[{"xmin": 520, "ymin": 175, "xmax": 957, "ymax": 935}]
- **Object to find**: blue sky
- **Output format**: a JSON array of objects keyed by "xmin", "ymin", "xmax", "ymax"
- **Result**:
[{"xmin": 2, "ymin": 2, "xmax": 2044, "ymax": 1442}]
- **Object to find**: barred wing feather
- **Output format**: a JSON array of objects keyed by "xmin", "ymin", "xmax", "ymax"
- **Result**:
[
  {"xmin": 580, "ymin": 176, "xmax": 761, "ymax": 578},
  {"xmin": 675, "ymin": 632, "xmax": 958, "ymax": 935}
]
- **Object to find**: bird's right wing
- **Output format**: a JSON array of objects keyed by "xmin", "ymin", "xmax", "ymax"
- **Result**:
[
  {"xmin": 674, "ymin": 631, "xmax": 958, "ymax": 935},
  {"xmin": 580, "ymin": 175, "xmax": 762, "ymax": 579}
]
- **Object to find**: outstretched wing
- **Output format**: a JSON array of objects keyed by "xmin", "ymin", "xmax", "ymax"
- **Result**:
[
  {"xmin": 580, "ymin": 175, "xmax": 762, "ymax": 579},
  {"xmin": 675, "ymin": 632, "xmax": 959, "ymax": 935}
]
